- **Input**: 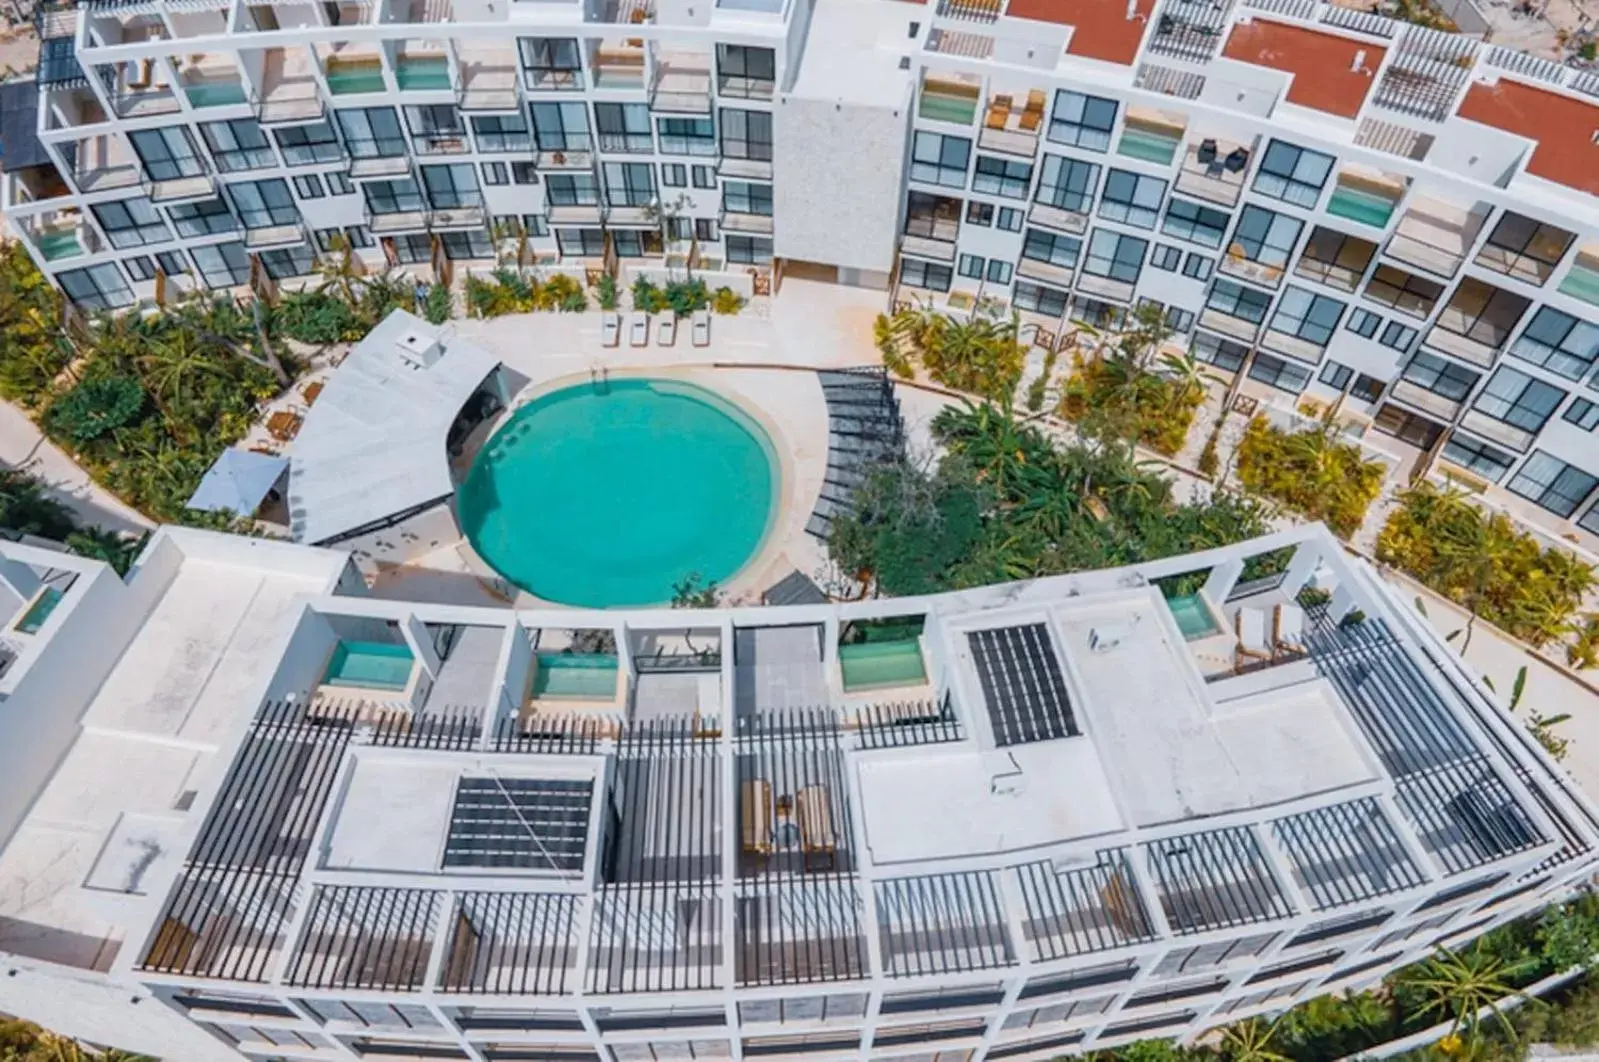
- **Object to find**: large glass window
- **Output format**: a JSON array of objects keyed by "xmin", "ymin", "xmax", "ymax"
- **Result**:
[
  {"xmin": 1442, "ymin": 434, "xmax": 1515, "ymax": 482},
  {"xmin": 1098, "ymin": 169, "xmax": 1167, "ymax": 229},
  {"xmin": 909, "ymin": 131, "xmax": 969, "ymax": 188},
  {"xmin": 723, "ymin": 180, "xmax": 773, "ymax": 216},
  {"xmin": 1082, "ymin": 229, "xmax": 1146, "ymax": 284},
  {"xmin": 1205, "ymin": 278, "xmax": 1272, "ymax": 324},
  {"xmin": 1268, "ymin": 287, "xmax": 1344, "ymax": 349},
  {"xmin": 1193, "ymin": 332, "xmax": 1249, "ymax": 372},
  {"xmin": 440, "ymin": 230, "xmax": 495, "ymax": 261},
  {"xmin": 717, "ymin": 44, "xmax": 775, "ymax": 98},
  {"xmin": 363, "ymin": 178, "xmax": 426, "ymax": 215},
  {"xmin": 900, "ymin": 257, "xmax": 952, "ymax": 292},
  {"xmin": 58, "ymin": 263, "xmax": 134, "ymax": 309},
  {"xmin": 421, "ymin": 164, "xmax": 482, "ymax": 209},
  {"xmin": 1046, "ymin": 90, "xmax": 1117, "ymax": 152},
  {"xmin": 1021, "ymin": 228, "xmax": 1081, "ymax": 268},
  {"xmin": 719, "ymin": 107, "xmax": 772, "ymax": 161},
  {"xmin": 529, "ymin": 102, "xmax": 589, "ymax": 152},
  {"xmin": 1248, "ymin": 351, "xmax": 1312, "ymax": 393},
  {"xmin": 657, "ymin": 116, "xmax": 715, "ymax": 156},
  {"xmin": 555, "ymin": 228, "xmax": 604, "ymax": 256},
  {"xmin": 226, "ymin": 179, "xmax": 298, "ymax": 229},
  {"xmin": 545, "ymin": 173, "xmax": 599, "ymax": 206},
  {"xmin": 726, "ymin": 234, "xmax": 772, "ymax": 264},
  {"xmin": 166, "ymin": 197, "xmax": 238, "ymax": 237},
  {"xmin": 1432, "ymin": 277, "xmax": 1530, "ymax": 354},
  {"xmin": 1473, "ymin": 367, "xmax": 1565, "ymax": 435},
  {"xmin": 904, "ymin": 192, "xmax": 960, "ymax": 241},
  {"xmin": 519, "ymin": 38, "xmax": 583, "ymax": 89},
  {"xmin": 1225, "ymin": 205, "xmax": 1302, "ymax": 282},
  {"xmin": 1251, "ymin": 140, "xmax": 1334, "ymax": 209},
  {"xmin": 595, "ymin": 102, "xmax": 652, "ymax": 153},
  {"xmin": 335, "ymin": 107, "xmax": 407, "ymax": 158},
  {"xmin": 472, "ymin": 113, "xmax": 530, "ymax": 154},
  {"xmin": 188, "ymin": 242, "xmax": 251, "ymax": 289},
  {"xmin": 1014, "ymin": 281, "xmax": 1069, "ymax": 317},
  {"xmin": 200, "ymin": 118, "xmax": 275, "ymax": 173},
  {"xmin": 1035, "ymin": 155, "xmax": 1098, "ymax": 214},
  {"xmin": 972, "ymin": 155, "xmax": 1033, "ymax": 199},
  {"xmin": 1475, "ymin": 211, "xmax": 1572, "ymax": 284},
  {"xmin": 129, "ymin": 127, "xmax": 205, "ymax": 180},
  {"xmin": 1508, "ymin": 450, "xmax": 1598, "ymax": 517},
  {"xmin": 1511, "ymin": 307, "xmax": 1599, "ymax": 381},
  {"xmin": 274, "ymin": 121, "xmax": 343, "ymax": 165},
  {"xmin": 92, "ymin": 197, "xmax": 171, "ymax": 249},
  {"xmin": 1295, "ymin": 227, "xmax": 1376, "ymax": 293},
  {"xmin": 601, "ymin": 162, "xmax": 656, "ymax": 207},
  {"xmin": 1364, "ymin": 265, "xmax": 1444, "ymax": 318},
  {"xmin": 1161, "ymin": 198, "xmax": 1229, "ymax": 249},
  {"xmin": 259, "ymin": 243, "xmax": 316, "ymax": 280},
  {"xmin": 406, "ymin": 104, "xmax": 467, "ymax": 153},
  {"xmin": 1401, "ymin": 350, "xmax": 1479, "ymax": 402}
]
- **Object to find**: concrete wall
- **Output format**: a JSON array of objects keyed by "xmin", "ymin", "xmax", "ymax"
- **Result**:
[
  {"xmin": 773, "ymin": 94, "xmax": 908, "ymax": 275},
  {"xmin": 340, "ymin": 504, "xmax": 462, "ymax": 578}
]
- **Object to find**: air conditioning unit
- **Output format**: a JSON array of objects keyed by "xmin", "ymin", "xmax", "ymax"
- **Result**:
[{"xmin": 395, "ymin": 329, "xmax": 443, "ymax": 369}]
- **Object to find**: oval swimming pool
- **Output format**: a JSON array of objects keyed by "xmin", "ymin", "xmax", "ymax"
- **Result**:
[{"xmin": 457, "ymin": 378, "xmax": 778, "ymax": 607}]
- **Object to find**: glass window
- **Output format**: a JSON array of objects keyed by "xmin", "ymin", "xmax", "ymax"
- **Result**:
[
  {"xmin": 123, "ymin": 255, "xmax": 155, "ymax": 282},
  {"xmin": 58, "ymin": 263, "xmax": 134, "ymax": 309},
  {"xmin": 958, "ymin": 254, "xmax": 984, "ymax": 280},
  {"xmin": 726, "ymin": 234, "xmax": 772, "ymax": 264},
  {"xmin": 1225, "ymin": 205, "xmax": 1302, "ymax": 281},
  {"xmin": 1508, "ymin": 451, "xmax": 1598, "ymax": 517},
  {"xmin": 274, "ymin": 121, "xmax": 343, "ymax": 165},
  {"xmin": 422, "ymin": 163, "xmax": 482, "ymax": 209},
  {"xmin": 226, "ymin": 179, "xmax": 298, "ymax": 229},
  {"xmin": 1022, "ymin": 228, "xmax": 1081, "ymax": 268},
  {"xmin": 1047, "ymin": 90, "xmax": 1117, "ymax": 152},
  {"xmin": 1151, "ymin": 245, "xmax": 1181, "ymax": 271},
  {"xmin": 1194, "ymin": 332, "xmax": 1248, "ymax": 372},
  {"xmin": 1182, "ymin": 253, "xmax": 1213, "ymax": 281},
  {"xmin": 292, "ymin": 173, "xmax": 325, "ymax": 199},
  {"xmin": 900, "ymin": 257, "xmax": 952, "ymax": 292},
  {"xmin": 129, "ymin": 126, "xmax": 205, "ymax": 180},
  {"xmin": 719, "ymin": 107, "xmax": 772, "ymax": 161},
  {"xmin": 723, "ymin": 179, "xmax": 772, "ymax": 216},
  {"xmin": 1402, "ymin": 351, "xmax": 1479, "ymax": 401},
  {"xmin": 440, "ymin": 229, "xmax": 495, "ymax": 261},
  {"xmin": 1346, "ymin": 307, "xmax": 1381, "ymax": 338},
  {"xmin": 1511, "ymin": 307, "xmax": 1599, "ymax": 381},
  {"xmin": 966, "ymin": 201, "xmax": 993, "ymax": 227},
  {"xmin": 1269, "ymin": 287, "xmax": 1344, "ymax": 348},
  {"xmin": 166, "ymin": 197, "xmax": 237, "ymax": 237},
  {"xmin": 1082, "ymin": 229, "xmax": 1146, "ymax": 284},
  {"xmin": 1433, "ymin": 277, "xmax": 1530, "ymax": 353},
  {"xmin": 1379, "ymin": 320, "xmax": 1418, "ymax": 353},
  {"xmin": 555, "ymin": 228, "xmax": 604, "ymax": 256},
  {"xmin": 545, "ymin": 173, "xmax": 598, "ymax": 205},
  {"xmin": 1162, "ymin": 199, "xmax": 1230, "ymax": 249},
  {"xmin": 657, "ymin": 116, "xmax": 715, "ymax": 156},
  {"xmin": 594, "ymin": 102, "xmax": 653, "ymax": 153},
  {"xmin": 1205, "ymin": 278, "xmax": 1272, "ymax": 324},
  {"xmin": 92, "ymin": 197, "xmax": 171, "ymax": 249},
  {"xmin": 972, "ymin": 155, "xmax": 1033, "ymax": 199},
  {"xmin": 327, "ymin": 171, "xmax": 354, "ymax": 196},
  {"xmin": 1474, "ymin": 366, "xmax": 1565, "ymax": 434},
  {"xmin": 405, "ymin": 104, "xmax": 467, "ymax": 150},
  {"xmin": 1035, "ymin": 155, "xmax": 1098, "ymax": 214},
  {"xmin": 1014, "ymin": 281, "xmax": 1068, "ymax": 317},
  {"xmin": 1296, "ymin": 226, "xmax": 1376, "ymax": 293},
  {"xmin": 259, "ymin": 243, "xmax": 315, "ymax": 280},
  {"xmin": 691, "ymin": 165, "xmax": 716, "ymax": 189},
  {"xmin": 910, "ymin": 131, "xmax": 970, "ymax": 188},
  {"xmin": 1364, "ymin": 265, "xmax": 1444, "ymax": 318},
  {"xmin": 1251, "ymin": 140, "xmax": 1334, "ymax": 209},
  {"xmin": 661, "ymin": 163, "xmax": 687, "ymax": 187},
  {"xmin": 1098, "ymin": 169, "xmax": 1167, "ymax": 229},
  {"xmin": 987, "ymin": 259, "xmax": 1012, "ymax": 285},
  {"xmin": 997, "ymin": 207, "xmax": 1023, "ymax": 232},
  {"xmin": 335, "ymin": 107, "xmax": 406, "ymax": 158},
  {"xmin": 199, "ymin": 118, "xmax": 275, "ymax": 173},
  {"xmin": 1564, "ymin": 397, "xmax": 1599, "ymax": 431},
  {"xmin": 519, "ymin": 37, "xmax": 583, "ymax": 89},
  {"xmin": 472, "ymin": 113, "xmax": 530, "ymax": 153},
  {"xmin": 904, "ymin": 191, "xmax": 960, "ymax": 241},
  {"xmin": 482, "ymin": 161, "xmax": 508, "ymax": 185},
  {"xmin": 188, "ymin": 241, "xmax": 251, "ymax": 289},
  {"xmin": 693, "ymin": 218, "xmax": 715, "ymax": 242},
  {"xmin": 1249, "ymin": 351, "xmax": 1312, "ymax": 393},
  {"xmin": 717, "ymin": 44, "xmax": 775, "ymax": 97},
  {"xmin": 1475, "ymin": 211, "xmax": 1572, "ymax": 284},
  {"xmin": 529, "ymin": 102, "xmax": 590, "ymax": 152},
  {"xmin": 363, "ymin": 177, "xmax": 425, "ymax": 215},
  {"xmin": 1320, "ymin": 361, "xmax": 1353, "ymax": 391},
  {"xmin": 1442, "ymin": 434, "xmax": 1515, "ymax": 482}
]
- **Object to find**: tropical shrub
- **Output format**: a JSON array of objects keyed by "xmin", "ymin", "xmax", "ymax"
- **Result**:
[
  {"xmin": 1378, "ymin": 482, "xmax": 1595, "ymax": 648},
  {"xmin": 45, "ymin": 375, "xmax": 144, "ymax": 444},
  {"xmin": 270, "ymin": 289, "xmax": 361, "ymax": 345},
  {"xmin": 423, "ymin": 281, "xmax": 453, "ymax": 324},
  {"xmin": 1234, "ymin": 415, "xmax": 1386, "ymax": 538},
  {"xmin": 0, "ymin": 241, "xmax": 74, "ymax": 405},
  {"xmin": 664, "ymin": 278, "xmax": 710, "ymax": 317},
  {"xmin": 1569, "ymin": 614, "xmax": 1599, "ymax": 669},
  {"xmin": 874, "ymin": 304, "xmax": 1027, "ymax": 403},
  {"xmin": 464, "ymin": 270, "xmax": 586, "ymax": 315},
  {"xmin": 632, "ymin": 277, "xmax": 668, "ymax": 314},
  {"xmin": 0, "ymin": 468, "xmax": 78, "ymax": 541},
  {"xmin": 544, "ymin": 273, "xmax": 587, "ymax": 312},
  {"xmin": 1058, "ymin": 304, "xmax": 1205, "ymax": 455},
  {"xmin": 711, "ymin": 286, "xmax": 745, "ymax": 315},
  {"xmin": 596, "ymin": 272, "xmax": 619, "ymax": 311}
]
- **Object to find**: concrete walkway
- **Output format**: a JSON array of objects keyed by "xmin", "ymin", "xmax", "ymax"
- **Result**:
[{"xmin": 0, "ymin": 402, "xmax": 152, "ymax": 537}]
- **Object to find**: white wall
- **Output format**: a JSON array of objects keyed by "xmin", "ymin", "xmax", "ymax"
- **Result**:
[
  {"xmin": 339, "ymin": 504, "xmax": 461, "ymax": 577},
  {"xmin": 261, "ymin": 607, "xmax": 339, "ymax": 702}
]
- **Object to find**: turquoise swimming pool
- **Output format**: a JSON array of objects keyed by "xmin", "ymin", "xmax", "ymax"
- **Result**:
[
  {"xmin": 458, "ymin": 378, "xmax": 778, "ymax": 607},
  {"xmin": 324, "ymin": 640, "xmax": 415, "ymax": 690},
  {"xmin": 1166, "ymin": 593, "xmax": 1222, "ymax": 640}
]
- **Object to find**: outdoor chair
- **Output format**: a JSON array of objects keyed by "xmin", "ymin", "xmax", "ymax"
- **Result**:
[
  {"xmin": 657, "ymin": 315, "xmax": 677, "ymax": 346},
  {"xmin": 601, "ymin": 311, "xmax": 621, "ymax": 347},
  {"xmin": 1234, "ymin": 607, "xmax": 1273, "ymax": 671},
  {"xmin": 1197, "ymin": 138, "xmax": 1218, "ymax": 165},
  {"xmin": 692, "ymin": 309, "xmax": 711, "ymax": 347},
  {"xmin": 1274, "ymin": 602, "xmax": 1308, "ymax": 656},
  {"xmin": 795, "ymin": 785, "xmax": 837, "ymax": 871},
  {"xmin": 1223, "ymin": 147, "xmax": 1250, "ymax": 173},
  {"xmin": 628, "ymin": 311, "xmax": 649, "ymax": 347}
]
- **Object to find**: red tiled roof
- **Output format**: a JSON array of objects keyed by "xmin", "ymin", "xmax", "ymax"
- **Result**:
[
  {"xmin": 1457, "ymin": 79, "xmax": 1599, "ymax": 198},
  {"xmin": 1221, "ymin": 20, "xmax": 1382, "ymax": 120},
  {"xmin": 1005, "ymin": 0, "xmax": 1155, "ymax": 67}
]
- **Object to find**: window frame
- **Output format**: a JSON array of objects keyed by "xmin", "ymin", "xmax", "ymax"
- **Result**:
[
  {"xmin": 1046, "ymin": 90, "xmax": 1117, "ymax": 152},
  {"xmin": 1251, "ymin": 140, "xmax": 1334, "ymax": 209}
]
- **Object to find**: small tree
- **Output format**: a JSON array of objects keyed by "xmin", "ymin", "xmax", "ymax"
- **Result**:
[
  {"xmin": 46, "ymin": 376, "xmax": 145, "ymax": 444},
  {"xmin": 1396, "ymin": 946, "xmax": 1537, "ymax": 1051}
]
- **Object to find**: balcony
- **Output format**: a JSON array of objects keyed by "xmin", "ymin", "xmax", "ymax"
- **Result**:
[
  {"xmin": 1117, "ymin": 108, "xmax": 1185, "ymax": 166},
  {"xmin": 606, "ymin": 203, "xmax": 655, "ymax": 227},
  {"xmin": 178, "ymin": 55, "xmax": 247, "ymax": 108},
  {"xmin": 1383, "ymin": 196, "xmax": 1489, "ymax": 279},
  {"xmin": 23, "ymin": 213, "xmax": 101, "ymax": 262},
  {"xmin": 1219, "ymin": 249, "xmax": 1284, "ymax": 289},
  {"xmin": 1174, "ymin": 136, "xmax": 1251, "ymax": 207},
  {"xmin": 99, "ymin": 62, "xmax": 183, "ymax": 119},
  {"xmin": 917, "ymin": 72, "xmax": 980, "ymax": 127},
  {"xmin": 252, "ymin": 48, "xmax": 325, "ymax": 125},
  {"xmin": 593, "ymin": 45, "xmax": 646, "ymax": 90},
  {"xmin": 323, "ymin": 53, "xmax": 387, "ymax": 96},
  {"xmin": 367, "ymin": 209, "xmax": 431, "ymax": 235},
  {"xmin": 717, "ymin": 71, "xmax": 773, "ymax": 101},
  {"xmin": 1260, "ymin": 328, "xmax": 1325, "ymax": 366},
  {"xmin": 348, "ymin": 154, "xmax": 414, "ymax": 180},
  {"xmin": 1559, "ymin": 248, "xmax": 1599, "ymax": 308},
  {"xmin": 1076, "ymin": 272, "xmax": 1135, "ymax": 304},
  {"xmin": 430, "ymin": 204, "xmax": 487, "ymax": 230},
  {"xmin": 536, "ymin": 148, "xmax": 592, "ymax": 169},
  {"xmin": 455, "ymin": 43, "xmax": 520, "ymax": 111},
  {"xmin": 143, "ymin": 171, "xmax": 216, "ymax": 205},
  {"xmin": 412, "ymin": 131, "xmax": 470, "ymax": 156},
  {"xmin": 976, "ymin": 90, "xmax": 1044, "ymax": 156},
  {"xmin": 900, "ymin": 220, "xmax": 956, "ymax": 262},
  {"xmin": 1458, "ymin": 410, "xmax": 1535, "ymax": 453},
  {"xmin": 1389, "ymin": 380, "xmax": 1463, "ymax": 422},
  {"xmin": 1016, "ymin": 256, "xmax": 1074, "ymax": 288},
  {"xmin": 395, "ymin": 51, "xmax": 451, "ymax": 92},
  {"xmin": 1197, "ymin": 308, "xmax": 1261, "ymax": 343},
  {"xmin": 1325, "ymin": 166, "xmax": 1405, "ymax": 230},
  {"xmin": 548, "ymin": 203, "xmax": 603, "ymax": 225},
  {"xmin": 722, "ymin": 209, "xmax": 774, "ymax": 234},
  {"xmin": 1027, "ymin": 200, "xmax": 1089, "ymax": 236},
  {"xmin": 243, "ymin": 222, "xmax": 307, "ymax": 250},
  {"xmin": 650, "ymin": 49, "xmax": 712, "ymax": 114}
]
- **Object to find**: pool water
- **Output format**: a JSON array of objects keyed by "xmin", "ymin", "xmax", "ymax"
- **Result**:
[
  {"xmin": 325, "ymin": 640, "xmax": 414, "ymax": 690},
  {"xmin": 185, "ymin": 81, "xmax": 247, "ymax": 108},
  {"xmin": 1117, "ymin": 127, "xmax": 1181, "ymax": 165},
  {"xmin": 395, "ymin": 57, "xmax": 450, "ymax": 91},
  {"xmin": 458, "ymin": 378, "xmax": 777, "ymax": 607},
  {"xmin": 1166, "ymin": 593, "xmax": 1222, "ymax": 640},
  {"xmin": 14, "ymin": 587, "xmax": 63, "ymax": 635},
  {"xmin": 533, "ymin": 652, "xmax": 620, "ymax": 699},
  {"xmin": 1326, "ymin": 186, "xmax": 1397, "ymax": 228},
  {"xmin": 839, "ymin": 640, "xmax": 927, "ymax": 691},
  {"xmin": 326, "ymin": 66, "xmax": 386, "ymax": 95},
  {"xmin": 1559, "ymin": 263, "xmax": 1599, "ymax": 307}
]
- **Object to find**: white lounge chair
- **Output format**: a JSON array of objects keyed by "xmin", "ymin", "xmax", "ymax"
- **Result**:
[
  {"xmin": 692, "ymin": 309, "xmax": 711, "ymax": 347},
  {"xmin": 1275, "ymin": 602, "xmax": 1307, "ymax": 655},
  {"xmin": 1234, "ymin": 607, "xmax": 1272, "ymax": 670},
  {"xmin": 657, "ymin": 315, "xmax": 677, "ymax": 346},
  {"xmin": 601, "ymin": 311, "xmax": 621, "ymax": 347},
  {"xmin": 629, "ymin": 312, "xmax": 649, "ymax": 347}
]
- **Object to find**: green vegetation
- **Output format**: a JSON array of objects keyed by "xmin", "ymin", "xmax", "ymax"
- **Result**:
[
  {"xmin": 1378, "ymin": 482, "xmax": 1595, "ymax": 650},
  {"xmin": 0, "ymin": 1019, "xmax": 152, "ymax": 1061},
  {"xmin": 1234, "ymin": 415, "xmax": 1386, "ymax": 538},
  {"xmin": 632, "ymin": 276, "xmax": 721, "ymax": 317},
  {"xmin": 465, "ymin": 268, "xmax": 587, "ymax": 316},
  {"xmin": 596, "ymin": 272, "xmax": 619, "ymax": 311},
  {"xmin": 828, "ymin": 401, "xmax": 1275, "ymax": 596},
  {"xmin": 711, "ymin": 286, "xmax": 746, "ymax": 315},
  {"xmin": 1059, "ymin": 305, "xmax": 1205, "ymax": 456},
  {"xmin": 422, "ymin": 280, "xmax": 453, "ymax": 324},
  {"xmin": 875, "ymin": 304, "xmax": 1027, "ymax": 403},
  {"xmin": 0, "ymin": 243, "xmax": 73, "ymax": 405},
  {"xmin": 0, "ymin": 466, "xmax": 141, "ymax": 573},
  {"xmin": 44, "ymin": 376, "xmax": 144, "ymax": 445}
]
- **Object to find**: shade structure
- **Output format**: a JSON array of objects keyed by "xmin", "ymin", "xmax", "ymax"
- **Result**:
[{"xmin": 186, "ymin": 448, "xmax": 289, "ymax": 515}]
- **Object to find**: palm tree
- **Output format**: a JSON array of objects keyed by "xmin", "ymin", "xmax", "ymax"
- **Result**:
[
  {"xmin": 1399, "ymin": 945, "xmax": 1536, "ymax": 1049},
  {"xmin": 137, "ymin": 329, "xmax": 227, "ymax": 433},
  {"xmin": 1220, "ymin": 1017, "xmax": 1289, "ymax": 1062},
  {"xmin": 1431, "ymin": 502, "xmax": 1520, "ymax": 654}
]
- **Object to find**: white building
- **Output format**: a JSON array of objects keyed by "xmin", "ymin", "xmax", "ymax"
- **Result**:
[{"xmin": 0, "ymin": 522, "xmax": 1594, "ymax": 1062}]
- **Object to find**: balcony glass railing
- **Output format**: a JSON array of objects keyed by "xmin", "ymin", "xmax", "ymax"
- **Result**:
[
  {"xmin": 396, "ymin": 54, "xmax": 450, "ymax": 91},
  {"xmin": 34, "ymin": 226, "xmax": 85, "ymax": 261},
  {"xmin": 1326, "ymin": 182, "xmax": 1399, "ymax": 229},
  {"xmin": 184, "ymin": 79, "xmax": 247, "ymax": 108},
  {"xmin": 1559, "ymin": 257, "xmax": 1599, "ymax": 308},
  {"xmin": 325, "ymin": 58, "xmax": 386, "ymax": 95},
  {"xmin": 918, "ymin": 80, "xmax": 979, "ymax": 126},
  {"xmin": 1117, "ymin": 122, "xmax": 1183, "ymax": 165}
]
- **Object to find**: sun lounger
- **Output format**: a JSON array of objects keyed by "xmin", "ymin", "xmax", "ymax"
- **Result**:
[
  {"xmin": 657, "ymin": 315, "xmax": 677, "ymax": 346},
  {"xmin": 1235, "ymin": 607, "xmax": 1272, "ymax": 670},
  {"xmin": 628, "ymin": 312, "xmax": 648, "ymax": 347},
  {"xmin": 1275, "ymin": 602, "xmax": 1307, "ymax": 655},
  {"xmin": 692, "ymin": 309, "xmax": 710, "ymax": 347},
  {"xmin": 795, "ymin": 784, "xmax": 837, "ymax": 870},
  {"xmin": 601, "ymin": 311, "xmax": 620, "ymax": 347},
  {"xmin": 741, "ymin": 778, "xmax": 773, "ymax": 859}
]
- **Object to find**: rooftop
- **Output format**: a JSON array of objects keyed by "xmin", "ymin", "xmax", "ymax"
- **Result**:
[
  {"xmin": 1457, "ymin": 77, "xmax": 1599, "ymax": 198},
  {"xmin": 1221, "ymin": 19, "xmax": 1384, "ymax": 120}
]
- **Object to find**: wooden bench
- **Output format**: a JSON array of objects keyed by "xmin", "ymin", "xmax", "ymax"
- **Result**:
[
  {"xmin": 795, "ymin": 785, "xmax": 837, "ymax": 871},
  {"xmin": 742, "ymin": 779, "xmax": 773, "ymax": 860}
]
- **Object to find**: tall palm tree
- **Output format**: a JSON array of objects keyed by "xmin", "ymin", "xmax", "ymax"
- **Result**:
[
  {"xmin": 137, "ymin": 329, "xmax": 227, "ymax": 427},
  {"xmin": 1399, "ymin": 945, "xmax": 1535, "ymax": 1049},
  {"xmin": 1220, "ymin": 1017, "xmax": 1289, "ymax": 1062}
]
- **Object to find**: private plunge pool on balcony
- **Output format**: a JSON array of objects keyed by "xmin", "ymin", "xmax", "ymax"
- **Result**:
[
  {"xmin": 323, "ymin": 640, "xmax": 415, "ymax": 690},
  {"xmin": 1165, "ymin": 592, "xmax": 1224, "ymax": 640},
  {"xmin": 458, "ymin": 378, "xmax": 778, "ymax": 607}
]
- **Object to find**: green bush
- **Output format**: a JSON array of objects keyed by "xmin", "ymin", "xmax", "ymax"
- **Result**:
[
  {"xmin": 1234, "ymin": 415, "xmax": 1386, "ymax": 538},
  {"xmin": 664, "ymin": 278, "xmax": 710, "ymax": 317},
  {"xmin": 711, "ymin": 286, "xmax": 745, "ymax": 315},
  {"xmin": 423, "ymin": 282, "xmax": 452, "ymax": 324},
  {"xmin": 269, "ymin": 290, "xmax": 360, "ymax": 345},
  {"xmin": 632, "ymin": 277, "xmax": 668, "ymax": 314},
  {"xmin": 596, "ymin": 273, "xmax": 619, "ymax": 311},
  {"xmin": 0, "ymin": 242, "xmax": 74, "ymax": 406},
  {"xmin": 45, "ymin": 375, "xmax": 144, "ymax": 444}
]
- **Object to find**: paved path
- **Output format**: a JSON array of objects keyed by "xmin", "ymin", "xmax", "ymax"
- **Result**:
[{"xmin": 0, "ymin": 401, "xmax": 153, "ymax": 536}]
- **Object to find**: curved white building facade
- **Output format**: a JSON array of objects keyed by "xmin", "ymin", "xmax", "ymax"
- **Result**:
[{"xmin": 0, "ymin": 522, "xmax": 1592, "ymax": 1062}]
